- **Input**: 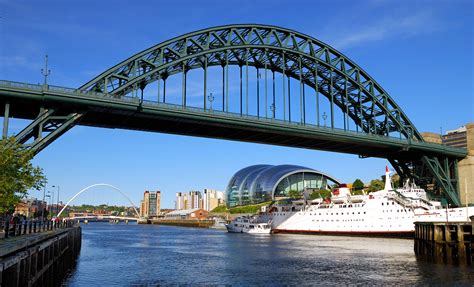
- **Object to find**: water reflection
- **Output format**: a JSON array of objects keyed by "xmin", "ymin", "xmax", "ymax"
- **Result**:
[{"xmin": 63, "ymin": 223, "xmax": 473, "ymax": 286}]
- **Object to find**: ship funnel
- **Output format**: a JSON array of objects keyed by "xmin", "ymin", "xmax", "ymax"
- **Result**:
[{"xmin": 384, "ymin": 166, "xmax": 392, "ymax": 191}]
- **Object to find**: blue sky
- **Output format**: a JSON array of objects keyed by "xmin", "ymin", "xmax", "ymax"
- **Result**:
[{"xmin": 1, "ymin": 0, "xmax": 473, "ymax": 208}]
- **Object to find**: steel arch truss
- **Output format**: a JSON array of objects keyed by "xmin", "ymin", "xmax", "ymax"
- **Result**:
[
  {"xmin": 2, "ymin": 25, "xmax": 462, "ymax": 205},
  {"xmin": 81, "ymin": 24, "xmax": 421, "ymax": 142}
]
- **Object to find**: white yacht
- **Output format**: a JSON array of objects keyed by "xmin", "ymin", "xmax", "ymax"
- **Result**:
[
  {"xmin": 209, "ymin": 217, "xmax": 227, "ymax": 230},
  {"xmin": 225, "ymin": 216, "xmax": 271, "ymax": 234},
  {"xmin": 258, "ymin": 167, "xmax": 473, "ymax": 237}
]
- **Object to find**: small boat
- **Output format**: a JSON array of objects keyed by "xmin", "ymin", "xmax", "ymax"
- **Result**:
[
  {"xmin": 209, "ymin": 217, "xmax": 227, "ymax": 230},
  {"xmin": 225, "ymin": 216, "xmax": 271, "ymax": 234}
]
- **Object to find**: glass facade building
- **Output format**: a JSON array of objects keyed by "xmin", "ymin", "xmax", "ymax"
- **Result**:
[{"xmin": 226, "ymin": 165, "xmax": 340, "ymax": 207}]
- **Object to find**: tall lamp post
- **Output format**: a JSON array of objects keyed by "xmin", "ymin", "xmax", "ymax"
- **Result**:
[
  {"xmin": 45, "ymin": 194, "xmax": 51, "ymax": 219},
  {"xmin": 52, "ymin": 185, "xmax": 60, "ymax": 217},
  {"xmin": 48, "ymin": 191, "xmax": 55, "ymax": 218},
  {"xmin": 41, "ymin": 185, "xmax": 47, "ymax": 221}
]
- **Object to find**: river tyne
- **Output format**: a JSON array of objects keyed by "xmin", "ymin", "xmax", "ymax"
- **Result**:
[{"xmin": 63, "ymin": 223, "xmax": 473, "ymax": 286}]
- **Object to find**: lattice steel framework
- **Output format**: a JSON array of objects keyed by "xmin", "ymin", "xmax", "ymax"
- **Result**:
[
  {"xmin": 2, "ymin": 24, "xmax": 466, "ymax": 205},
  {"xmin": 82, "ymin": 24, "xmax": 420, "ymax": 142}
]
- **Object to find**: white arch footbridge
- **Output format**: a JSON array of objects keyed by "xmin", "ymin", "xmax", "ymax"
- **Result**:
[{"xmin": 57, "ymin": 183, "xmax": 142, "ymax": 219}]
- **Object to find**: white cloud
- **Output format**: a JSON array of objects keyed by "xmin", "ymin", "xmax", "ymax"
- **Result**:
[{"xmin": 323, "ymin": 10, "xmax": 442, "ymax": 50}]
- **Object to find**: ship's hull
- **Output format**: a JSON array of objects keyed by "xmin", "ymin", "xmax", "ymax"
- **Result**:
[
  {"xmin": 225, "ymin": 224, "xmax": 271, "ymax": 234},
  {"xmin": 259, "ymin": 200, "xmax": 473, "ymax": 238},
  {"xmin": 272, "ymin": 229, "xmax": 414, "ymax": 238}
]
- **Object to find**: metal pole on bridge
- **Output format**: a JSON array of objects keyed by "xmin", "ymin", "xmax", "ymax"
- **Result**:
[{"xmin": 41, "ymin": 54, "xmax": 51, "ymax": 88}]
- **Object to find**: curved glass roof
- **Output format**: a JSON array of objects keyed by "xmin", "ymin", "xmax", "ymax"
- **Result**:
[{"xmin": 226, "ymin": 164, "xmax": 340, "ymax": 207}]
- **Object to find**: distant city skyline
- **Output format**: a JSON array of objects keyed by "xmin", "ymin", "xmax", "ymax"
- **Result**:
[{"xmin": 1, "ymin": 0, "xmax": 472, "ymax": 208}]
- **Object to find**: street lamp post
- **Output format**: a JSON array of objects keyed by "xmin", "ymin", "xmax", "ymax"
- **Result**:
[
  {"xmin": 322, "ymin": 112, "xmax": 327, "ymax": 127},
  {"xmin": 41, "ymin": 185, "xmax": 47, "ymax": 221},
  {"xmin": 270, "ymin": 104, "xmax": 275, "ymax": 120},
  {"xmin": 52, "ymin": 185, "xmax": 60, "ymax": 217},
  {"xmin": 208, "ymin": 92, "xmax": 214, "ymax": 112},
  {"xmin": 48, "ymin": 191, "xmax": 55, "ymax": 218},
  {"xmin": 41, "ymin": 54, "xmax": 51, "ymax": 88},
  {"xmin": 45, "ymin": 194, "xmax": 51, "ymax": 219}
]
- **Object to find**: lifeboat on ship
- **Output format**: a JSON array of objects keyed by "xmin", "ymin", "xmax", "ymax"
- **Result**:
[{"xmin": 331, "ymin": 184, "xmax": 351, "ymax": 203}]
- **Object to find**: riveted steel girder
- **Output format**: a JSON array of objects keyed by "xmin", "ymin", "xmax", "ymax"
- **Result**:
[
  {"xmin": 0, "ymin": 24, "xmax": 468, "ymax": 206},
  {"xmin": 80, "ymin": 24, "xmax": 420, "ymax": 142},
  {"xmin": 4, "ymin": 102, "xmax": 83, "ymax": 154}
]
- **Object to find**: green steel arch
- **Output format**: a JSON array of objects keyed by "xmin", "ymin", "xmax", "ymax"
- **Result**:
[
  {"xmin": 81, "ymin": 24, "xmax": 421, "ymax": 142},
  {"xmin": 0, "ymin": 24, "xmax": 466, "ymax": 206}
]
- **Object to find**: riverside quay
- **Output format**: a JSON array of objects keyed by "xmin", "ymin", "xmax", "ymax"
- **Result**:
[{"xmin": 0, "ymin": 220, "xmax": 81, "ymax": 286}]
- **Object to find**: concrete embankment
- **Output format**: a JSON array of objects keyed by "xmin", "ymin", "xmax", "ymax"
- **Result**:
[
  {"xmin": 143, "ymin": 219, "xmax": 215, "ymax": 228},
  {"xmin": 415, "ymin": 222, "xmax": 473, "ymax": 265},
  {"xmin": 0, "ymin": 225, "xmax": 81, "ymax": 286}
]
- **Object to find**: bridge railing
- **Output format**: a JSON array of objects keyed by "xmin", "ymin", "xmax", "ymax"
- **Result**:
[
  {"xmin": 0, "ymin": 218, "xmax": 77, "ymax": 240},
  {"xmin": 0, "ymin": 80, "xmax": 467, "ymax": 155}
]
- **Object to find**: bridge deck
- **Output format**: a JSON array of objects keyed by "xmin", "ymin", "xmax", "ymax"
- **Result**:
[{"xmin": 0, "ymin": 81, "xmax": 467, "ymax": 160}]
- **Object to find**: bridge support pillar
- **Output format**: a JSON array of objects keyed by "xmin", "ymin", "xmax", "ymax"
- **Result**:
[{"xmin": 421, "ymin": 155, "xmax": 461, "ymax": 206}]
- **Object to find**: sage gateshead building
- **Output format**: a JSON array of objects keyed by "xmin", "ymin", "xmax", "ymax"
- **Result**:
[{"xmin": 226, "ymin": 165, "xmax": 340, "ymax": 207}]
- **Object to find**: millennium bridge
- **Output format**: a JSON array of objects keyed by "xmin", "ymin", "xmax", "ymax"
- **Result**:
[
  {"xmin": 67, "ymin": 215, "xmax": 139, "ymax": 222},
  {"xmin": 0, "ymin": 24, "xmax": 466, "ymax": 205}
]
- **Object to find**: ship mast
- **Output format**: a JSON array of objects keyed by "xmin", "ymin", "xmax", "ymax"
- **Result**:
[{"xmin": 384, "ymin": 166, "xmax": 392, "ymax": 191}]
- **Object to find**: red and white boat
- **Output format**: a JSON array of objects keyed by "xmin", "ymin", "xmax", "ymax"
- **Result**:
[{"xmin": 258, "ymin": 167, "xmax": 473, "ymax": 237}]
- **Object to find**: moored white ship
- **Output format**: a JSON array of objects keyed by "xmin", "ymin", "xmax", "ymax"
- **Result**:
[
  {"xmin": 226, "ymin": 216, "xmax": 271, "ymax": 234},
  {"xmin": 258, "ymin": 167, "xmax": 473, "ymax": 237}
]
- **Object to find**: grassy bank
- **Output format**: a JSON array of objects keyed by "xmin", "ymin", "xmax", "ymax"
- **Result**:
[{"xmin": 211, "ymin": 201, "xmax": 271, "ymax": 214}]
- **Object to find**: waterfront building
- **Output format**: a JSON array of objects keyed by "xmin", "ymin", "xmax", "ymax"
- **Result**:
[
  {"xmin": 442, "ymin": 126, "xmax": 468, "ymax": 149},
  {"xmin": 422, "ymin": 122, "xmax": 474, "ymax": 205},
  {"xmin": 49, "ymin": 203, "xmax": 66, "ymax": 217},
  {"xmin": 140, "ymin": 191, "xmax": 161, "ymax": 218},
  {"xmin": 189, "ymin": 191, "xmax": 202, "ymax": 209},
  {"xmin": 164, "ymin": 208, "xmax": 209, "ymax": 220},
  {"xmin": 226, "ymin": 164, "xmax": 340, "ymax": 207},
  {"xmin": 14, "ymin": 198, "xmax": 47, "ymax": 218},
  {"xmin": 175, "ymin": 192, "xmax": 184, "ymax": 210},
  {"xmin": 175, "ymin": 191, "xmax": 203, "ymax": 210},
  {"xmin": 216, "ymin": 191, "xmax": 225, "ymax": 205},
  {"xmin": 203, "ymin": 189, "xmax": 225, "ymax": 211}
]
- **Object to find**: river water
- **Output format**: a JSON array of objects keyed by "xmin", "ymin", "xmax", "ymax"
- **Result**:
[{"xmin": 63, "ymin": 222, "xmax": 473, "ymax": 286}]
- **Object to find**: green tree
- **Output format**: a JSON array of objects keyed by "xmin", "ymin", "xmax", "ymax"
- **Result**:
[
  {"xmin": 0, "ymin": 137, "xmax": 46, "ymax": 214},
  {"xmin": 352, "ymin": 179, "xmax": 364, "ymax": 191},
  {"xmin": 309, "ymin": 189, "xmax": 331, "ymax": 199},
  {"xmin": 391, "ymin": 173, "xmax": 401, "ymax": 188},
  {"xmin": 319, "ymin": 189, "xmax": 331, "ymax": 199},
  {"xmin": 309, "ymin": 191, "xmax": 321, "ymax": 200},
  {"xmin": 288, "ymin": 190, "xmax": 301, "ymax": 198},
  {"xmin": 368, "ymin": 179, "xmax": 384, "ymax": 193}
]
